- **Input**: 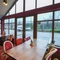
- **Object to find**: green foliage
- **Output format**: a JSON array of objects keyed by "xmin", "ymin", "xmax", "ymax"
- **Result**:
[
  {"xmin": 37, "ymin": 29, "xmax": 60, "ymax": 33},
  {"xmin": 54, "ymin": 29, "xmax": 60, "ymax": 33}
]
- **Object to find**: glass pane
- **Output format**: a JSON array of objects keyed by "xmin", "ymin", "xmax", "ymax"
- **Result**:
[
  {"xmin": 37, "ymin": 12, "xmax": 53, "ymax": 21},
  {"xmin": 17, "ymin": 18, "xmax": 23, "ymax": 38},
  {"xmin": 54, "ymin": 10, "xmax": 60, "ymax": 19},
  {"xmin": 54, "ymin": 21, "xmax": 60, "ymax": 46},
  {"xmin": 25, "ymin": 0, "xmax": 35, "ymax": 11},
  {"xmin": 16, "ymin": 0, "xmax": 23, "ymax": 13},
  {"xmin": 26, "ymin": 16, "xmax": 34, "ymax": 39},
  {"xmin": 10, "ymin": 18, "xmax": 15, "ymax": 23},
  {"xmin": 37, "ymin": 0, "xmax": 52, "ymax": 8},
  {"xmin": 54, "ymin": 0, "xmax": 60, "ymax": 4},
  {"xmin": 4, "ymin": 19, "xmax": 8, "ymax": 23},
  {"xmin": 4, "ymin": 19, "xmax": 9, "ymax": 35},
  {"xmin": 10, "ymin": 5, "xmax": 15, "ymax": 15},
  {"xmin": 9, "ymin": 18, "xmax": 15, "ymax": 36},
  {"xmin": 4, "ymin": 19, "xmax": 15, "ymax": 36},
  {"xmin": 37, "ymin": 21, "xmax": 52, "ymax": 43}
]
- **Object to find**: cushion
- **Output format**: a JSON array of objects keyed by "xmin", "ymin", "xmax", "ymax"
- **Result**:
[
  {"xmin": 5, "ymin": 42, "xmax": 12, "ymax": 51},
  {"xmin": 15, "ymin": 38, "xmax": 23, "ymax": 46}
]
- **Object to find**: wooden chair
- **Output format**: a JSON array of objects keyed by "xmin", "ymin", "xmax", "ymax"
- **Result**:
[
  {"xmin": 45, "ymin": 48, "xmax": 57, "ymax": 60},
  {"xmin": 15, "ymin": 38, "xmax": 23, "ymax": 46},
  {"xmin": 3, "ymin": 41, "xmax": 15, "ymax": 60},
  {"xmin": 51, "ymin": 48, "xmax": 60, "ymax": 60}
]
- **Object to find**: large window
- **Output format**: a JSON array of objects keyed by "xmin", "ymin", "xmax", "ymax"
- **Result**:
[
  {"xmin": 25, "ymin": 16, "xmax": 34, "ymax": 39},
  {"xmin": 37, "ymin": 21, "xmax": 52, "ymax": 40},
  {"xmin": 37, "ymin": 12, "xmax": 52, "ymax": 42},
  {"xmin": 16, "ymin": 0, "xmax": 23, "ymax": 13},
  {"xmin": 9, "ymin": 18, "xmax": 15, "ymax": 36},
  {"xmin": 4, "ymin": 18, "xmax": 15, "ymax": 36},
  {"xmin": 25, "ymin": 0, "xmax": 35, "ymax": 11},
  {"xmin": 17, "ymin": 18, "xmax": 23, "ymax": 38},
  {"xmin": 37, "ymin": 12, "xmax": 53, "ymax": 21},
  {"xmin": 3, "ymin": 0, "xmax": 60, "ymax": 47},
  {"xmin": 54, "ymin": 10, "xmax": 60, "ymax": 46},
  {"xmin": 54, "ymin": 21, "xmax": 60, "ymax": 46},
  {"xmin": 37, "ymin": 0, "xmax": 52, "ymax": 8}
]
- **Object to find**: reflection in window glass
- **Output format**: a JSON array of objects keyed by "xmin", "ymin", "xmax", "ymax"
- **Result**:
[
  {"xmin": 54, "ymin": 0, "xmax": 60, "ymax": 4},
  {"xmin": 10, "ymin": 5, "xmax": 15, "ymax": 15},
  {"xmin": 54, "ymin": 10, "xmax": 60, "ymax": 19},
  {"xmin": 54, "ymin": 21, "xmax": 60, "ymax": 46},
  {"xmin": 17, "ymin": 18, "xmax": 23, "ymax": 38},
  {"xmin": 37, "ymin": 21, "xmax": 52, "ymax": 41},
  {"xmin": 26, "ymin": 16, "xmax": 34, "ymax": 39},
  {"xmin": 25, "ymin": 0, "xmax": 35, "ymax": 11},
  {"xmin": 37, "ymin": 0, "xmax": 52, "ymax": 8},
  {"xmin": 37, "ymin": 12, "xmax": 53, "ymax": 21},
  {"xmin": 16, "ymin": 0, "xmax": 23, "ymax": 13}
]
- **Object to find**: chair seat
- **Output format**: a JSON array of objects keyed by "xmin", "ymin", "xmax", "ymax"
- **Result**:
[{"xmin": 15, "ymin": 38, "xmax": 23, "ymax": 46}]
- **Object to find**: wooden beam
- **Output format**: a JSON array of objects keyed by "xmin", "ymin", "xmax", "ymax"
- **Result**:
[{"xmin": 2, "ymin": 3, "xmax": 60, "ymax": 19}]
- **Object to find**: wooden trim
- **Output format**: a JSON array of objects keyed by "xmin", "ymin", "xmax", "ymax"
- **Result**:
[
  {"xmin": 52, "ymin": 11, "xmax": 54, "ymax": 43},
  {"xmin": 33, "ymin": 15, "xmax": 37, "ymax": 39},
  {"xmin": 15, "ymin": 18, "xmax": 17, "ymax": 39},
  {"xmin": 23, "ymin": 0, "xmax": 25, "ymax": 12},
  {"xmin": 1, "ymin": 19, "xmax": 4, "ymax": 34},
  {"xmin": 2, "ymin": 3, "xmax": 60, "ymax": 19},
  {"xmin": 23, "ymin": 17, "xmax": 25, "ymax": 42}
]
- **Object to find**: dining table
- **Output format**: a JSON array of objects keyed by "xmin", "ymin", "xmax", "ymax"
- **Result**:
[{"xmin": 5, "ymin": 39, "xmax": 47, "ymax": 60}]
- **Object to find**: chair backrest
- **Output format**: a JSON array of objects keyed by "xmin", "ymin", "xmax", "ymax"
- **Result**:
[
  {"xmin": 45, "ymin": 48, "xmax": 57, "ymax": 60},
  {"xmin": 15, "ymin": 38, "xmax": 23, "ymax": 46},
  {"xmin": 3, "ymin": 41, "xmax": 13, "ymax": 52},
  {"xmin": 24, "ymin": 36, "xmax": 31, "ymax": 41}
]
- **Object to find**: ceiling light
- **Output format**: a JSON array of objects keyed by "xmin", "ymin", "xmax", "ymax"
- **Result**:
[
  {"xmin": 3, "ymin": 0, "xmax": 6, "ymax": 4},
  {"xmin": 3, "ymin": 0, "xmax": 8, "ymax": 6}
]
